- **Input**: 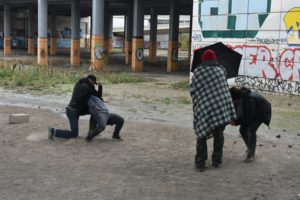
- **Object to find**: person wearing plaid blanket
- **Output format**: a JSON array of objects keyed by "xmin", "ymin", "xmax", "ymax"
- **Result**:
[{"xmin": 190, "ymin": 49, "xmax": 237, "ymax": 172}]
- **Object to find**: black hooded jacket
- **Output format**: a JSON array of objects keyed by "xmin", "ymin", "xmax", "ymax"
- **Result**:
[
  {"xmin": 68, "ymin": 78, "xmax": 99, "ymax": 115},
  {"xmin": 235, "ymin": 89, "xmax": 272, "ymax": 126}
]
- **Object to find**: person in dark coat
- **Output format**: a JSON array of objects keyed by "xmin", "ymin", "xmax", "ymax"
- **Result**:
[
  {"xmin": 85, "ymin": 95, "xmax": 124, "ymax": 142},
  {"xmin": 190, "ymin": 49, "xmax": 237, "ymax": 172},
  {"xmin": 48, "ymin": 74, "xmax": 100, "ymax": 139},
  {"xmin": 229, "ymin": 87, "xmax": 272, "ymax": 162}
]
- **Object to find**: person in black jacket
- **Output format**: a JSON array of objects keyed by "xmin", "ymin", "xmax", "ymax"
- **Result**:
[
  {"xmin": 229, "ymin": 87, "xmax": 272, "ymax": 162},
  {"xmin": 48, "ymin": 74, "xmax": 100, "ymax": 139}
]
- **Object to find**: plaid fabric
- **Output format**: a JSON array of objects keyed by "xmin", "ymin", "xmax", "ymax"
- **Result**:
[{"xmin": 190, "ymin": 61, "xmax": 237, "ymax": 139}]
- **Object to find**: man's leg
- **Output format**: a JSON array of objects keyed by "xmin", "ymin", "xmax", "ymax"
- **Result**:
[
  {"xmin": 89, "ymin": 115, "xmax": 97, "ymax": 132},
  {"xmin": 212, "ymin": 125, "xmax": 225, "ymax": 167},
  {"xmin": 195, "ymin": 137, "xmax": 208, "ymax": 171},
  {"xmin": 239, "ymin": 125, "xmax": 249, "ymax": 149},
  {"xmin": 107, "ymin": 113, "xmax": 124, "ymax": 140},
  {"xmin": 246, "ymin": 120, "xmax": 262, "ymax": 158},
  {"xmin": 54, "ymin": 108, "xmax": 80, "ymax": 138},
  {"xmin": 86, "ymin": 112, "xmax": 108, "ymax": 142}
]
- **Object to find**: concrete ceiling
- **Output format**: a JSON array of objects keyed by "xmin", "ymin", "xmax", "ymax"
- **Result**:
[{"xmin": 0, "ymin": 0, "xmax": 193, "ymax": 16}]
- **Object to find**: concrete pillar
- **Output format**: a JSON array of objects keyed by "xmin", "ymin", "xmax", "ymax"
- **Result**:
[
  {"xmin": 4, "ymin": 4, "xmax": 11, "ymax": 56},
  {"xmin": 86, "ymin": 16, "xmax": 91, "ymax": 51},
  {"xmin": 37, "ymin": 0, "xmax": 48, "ymax": 65},
  {"xmin": 91, "ymin": 0, "xmax": 105, "ymax": 71},
  {"xmin": 125, "ymin": 6, "xmax": 133, "ymax": 65},
  {"xmin": 71, "ymin": 0, "xmax": 81, "ymax": 65},
  {"xmin": 108, "ymin": 14, "xmax": 113, "ymax": 53},
  {"xmin": 167, "ymin": 0, "xmax": 179, "ymax": 72},
  {"xmin": 28, "ymin": 6, "xmax": 36, "ymax": 55},
  {"xmin": 103, "ymin": 2, "xmax": 110, "ymax": 65},
  {"xmin": 149, "ymin": 8, "xmax": 157, "ymax": 63},
  {"xmin": 131, "ymin": 0, "xmax": 144, "ymax": 72},
  {"xmin": 188, "ymin": 15, "xmax": 192, "ymax": 62},
  {"xmin": 50, "ymin": 9, "xmax": 57, "ymax": 56}
]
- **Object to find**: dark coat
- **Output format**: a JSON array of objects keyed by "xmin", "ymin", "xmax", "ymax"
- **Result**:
[
  {"xmin": 68, "ymin": 78, "xmax": 99, "ymax": 115},
  {"xmin": 235, "ymin": 90, "xmax": 271, "ymax": 126}
]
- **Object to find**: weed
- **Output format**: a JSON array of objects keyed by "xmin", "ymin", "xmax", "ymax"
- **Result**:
[{"xmin": 171, "ymin": 81, "xmax": 190, "ymax": 90}]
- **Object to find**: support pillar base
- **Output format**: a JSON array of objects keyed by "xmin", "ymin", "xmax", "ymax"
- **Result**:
[
  {"xmin": 90, "ymin": 35, "xmax": 105, "ymax": 71},
  {"xmin": 71, "ymin": 39, "xmax": 81, "ymax": 65},
  {"xmin": 149, "ymin": 41, "xmax": 157, "ymax": 63},
  {"xmin": 125, "ymin": 40, "xmax": 132, "ymax": 65},
  {"xmin": 131, "ymin": 38, "xmax": 144, "ymax": 72},
  {"xmin": 38, "ymin": 37, "xmax": 48, "ymax": 65},
  {"xmin": 167, "ymin": 40, "xmax": 179, "ymax": 72},
  {"xmin": 28, "ymin": 37, "xmax": 35, "ymax": 55},
  {"xmin": 4, "ymin": 36, "xmax": 12, "ymax": 56},
  {"xmin": 50, "ymin": 37, "xmax": 57, "ymax": 56}
]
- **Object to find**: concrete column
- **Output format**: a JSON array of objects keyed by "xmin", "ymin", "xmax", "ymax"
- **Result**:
[
  {"xmin": 103, "ymin": 2, "xmax": 110, "ymax": 65},
  {"xmin": 50, "ymin": 9, "xmax": 57, "ymax": 56},
  {"xmin": 108, "ymin": 14, "xmax": 113, "ymax": 53},
  {"xmin": 125, "ymin": 6, "xmax": 133, "ymax": 64},
  {"xmin": 167, "ymin": 0, "xmax": 179, "ymax": 72},
  {"xmin": 90, "ymin": 0, "xmax": 105, "ymax": 71},
  {"xmin": 4, "ymin": 4, "xmax": 11, "ymax": 56},
  {"xmin": 86, "ymin": 16, "xmax": 91, "ymax": 51},
  {"xmin": 188, "ymin": 14, "xmax": 192, "ymax": 62},
  {"xmin": 38, "ymin": 0, "xmax": 48, "ymax": 65},
  {"xmin": 131, "ymin": 0, "xmax": 144, "ymax": 72},
  {"xmin": 28, "ymin": 6, "xmax": 36, "ymax": 55},
  {"xmin": 71, "ymin": 0, "xmax": 81, "ymax": 65},
  {"xmin": 149, "ymin": 8, "xmax": 157, "ymax": 63}
]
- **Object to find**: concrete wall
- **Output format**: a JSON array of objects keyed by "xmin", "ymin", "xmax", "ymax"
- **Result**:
[{"xmin": 192, "ymin": 0, "xmax": 300, "ymax": 95}]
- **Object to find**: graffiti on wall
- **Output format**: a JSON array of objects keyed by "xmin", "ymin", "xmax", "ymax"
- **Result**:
[
  {"xmin": 198, "ymin": 0, "xmax": 271, "ymax": 38},
  {"xmin": 284, "ymin": 8, "xmax": 300, "ymax": 46},
  {"xmin": 235, "ymin": 76, "xmax": 300, "ymax": 95}
]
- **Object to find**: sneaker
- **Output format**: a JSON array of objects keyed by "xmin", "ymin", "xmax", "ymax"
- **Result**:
[
  {"xmin": 112, "ymin": 135, "xmax": 123, "ymax": 141},
  {"xmin": 48, "ymin": 127, "xmax": 55, "ymax": 140}
]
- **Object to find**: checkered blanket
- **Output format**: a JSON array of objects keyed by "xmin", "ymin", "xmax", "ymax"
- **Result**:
[{"xmin": 190, "ymin": 61, "xmax": 237, "ymax": 139}]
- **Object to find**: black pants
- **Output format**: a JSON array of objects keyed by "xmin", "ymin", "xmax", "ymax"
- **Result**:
[
  {"xmin": 195, "ymin": 125, "xmax": 225, "ymax": 167},
  {"xmin": 55, "ymin": 107, "xmax": 81, "ymax": 138},
  {"xmin": 239, "ymin": 120, "xmax": 262, "ymax": 157},
  {"xmin": 89, "ymin": 113, "xmax": 124, "ymax": 138}
]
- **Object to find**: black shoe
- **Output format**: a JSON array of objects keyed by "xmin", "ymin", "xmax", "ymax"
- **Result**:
[
  {"xmin": 244, "ymin": 156, "xmax": 255, "ymax": 163},
  {"xmin": 85, "ymin": 132, "xmax": 94, "ymax": 143},
  {"xmin": 212, "ymin": 160, "xmax": 222, "ymax": 168},
  {"xmin": 195, "ymin": 164, "xmax": 206, "ymax": 172},
  {"xmin": 48, "ymin": 127, "xmax": 55, "ymax": 140},
  {"xmin": 112, "ymin": 135, "xmax": 123, "ymax": 141},
  {"xmin": 243, "ymin": 150, "xmax": 255, "ymax": 163}
]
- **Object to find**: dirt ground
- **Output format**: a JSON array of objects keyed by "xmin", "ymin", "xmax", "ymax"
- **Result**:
[{"xmin": 0, "ymin": 74, "xmax": 300, "ymax": 200}]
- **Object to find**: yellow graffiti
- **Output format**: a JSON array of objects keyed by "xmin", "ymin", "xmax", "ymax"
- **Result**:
[{"xmin": 284, "ymin": 8, "xmax": 300, "ymax": 45}]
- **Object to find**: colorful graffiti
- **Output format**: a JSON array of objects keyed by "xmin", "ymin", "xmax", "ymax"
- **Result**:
[
  {"xmin": 284, "ymin": 8, "xmax": 300, "ymax": 46},
  {"xmin": 232, "ymin": 45, "xmax": 300, "ymax": 81},
  {"xmin": 198, "ymin": 0, "xmax": 271, "ymax": 38}
]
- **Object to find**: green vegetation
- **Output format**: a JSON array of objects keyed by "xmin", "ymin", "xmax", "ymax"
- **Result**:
[
  {"xmin": 0, "ymin": 61, "xmax": 151, "ymax": 95},
  {"xmin": 171, "ymin": 80, "xmax": 190, "ymax": 90}
]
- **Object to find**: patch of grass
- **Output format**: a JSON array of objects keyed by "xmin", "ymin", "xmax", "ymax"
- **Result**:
[
  {"xmin": 177, "ymin": 96, "xmax": 191, "ymax": 105},
  {"xmin": 171, "ymin": 80, "xmax": 190, "ymax": 90},
  {"xmin": 0, "ymin": 62, "xmax": 151, "ymax": 95},
  {"xmin": 99, "ymin": 72, "xmax": 151, "ymax": 84},
  {"xmin": 161, "ymin": 97, "xmax": 173, "ymax": 105}
]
